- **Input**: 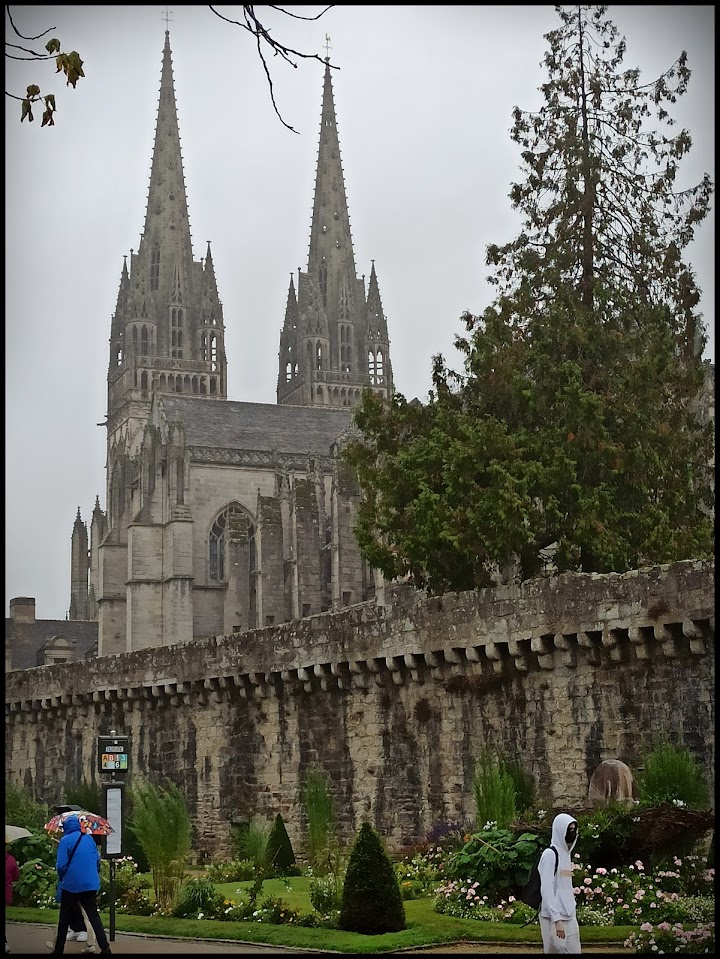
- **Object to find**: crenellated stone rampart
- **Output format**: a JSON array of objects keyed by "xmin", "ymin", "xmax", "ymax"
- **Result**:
[{"xmin": 5, "ymin": 560, "xmax": 714, "ymax": 860}]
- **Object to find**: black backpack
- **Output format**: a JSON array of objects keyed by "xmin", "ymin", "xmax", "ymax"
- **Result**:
[{"xmin": 520, "ymin": 844, "xmax": 558, "ymax": 911}]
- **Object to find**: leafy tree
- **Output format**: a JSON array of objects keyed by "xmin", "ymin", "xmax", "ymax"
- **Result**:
[
  {"xmin": 126, "ymin": 779, "xmax": 191, "ymax": 912},
  {"xmin": 345, "ymin": 5, "xmax": 713, "ymax": 593},
  {"xmin": 339, "ymin": 822, "xmax": 405, "ymax": 934}
]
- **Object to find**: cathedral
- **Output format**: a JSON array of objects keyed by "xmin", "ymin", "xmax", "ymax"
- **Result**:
[{"xmin": 68, "ymin": 30, "xmax": 394, "ymax": 655}]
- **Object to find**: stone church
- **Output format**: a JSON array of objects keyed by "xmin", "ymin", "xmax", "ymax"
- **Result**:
[{"xmin": 68, "ymin": 30, "xmax": 393, "ymax": 656}]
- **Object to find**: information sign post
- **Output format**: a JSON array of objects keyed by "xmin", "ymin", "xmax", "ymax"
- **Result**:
[{"xmin": 97, "ymin": 729, "xmax": 129, "ymax": 941}]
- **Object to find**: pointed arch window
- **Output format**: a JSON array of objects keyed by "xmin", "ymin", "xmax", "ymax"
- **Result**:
[
  {"xmin": 131, "ymin": 326, "xmax": 138, "ymax": 349},
  {"xmin": 369, "ymin": 348, "xmax": 385, "ymax": 384},
  {"xmin": 141, "ymin": 325, "xmax": 148, "ymax": 352},
  {"xmin": 316, "ymin": 342, "xmax": 323, "ymax": 371},
  {"xmin": 319, "ymin": 262, "xmax": 328, "ymax": 307},
  {"xmin": 150, "ymin": 248, "xmax": 160, "ymax": 290},
  {"xmin": 340, "ymin": 324, "xmax": 352, "ymax": 372},
  {"xmin": 210, "ymin": 505, "xmax": 243, "ymax": 580},
  {"xmin": 171, "ymin": 265, "xmax": 183, "ymax": 303}
]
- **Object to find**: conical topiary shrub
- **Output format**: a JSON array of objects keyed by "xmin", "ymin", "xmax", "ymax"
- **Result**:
[
  {"xmin": 267, "ymin": 813, "xmax": 296, "ymax": 875},
  {"xmin": 339, "ymin": 822, "xmax": 405, "ymax": 934}
]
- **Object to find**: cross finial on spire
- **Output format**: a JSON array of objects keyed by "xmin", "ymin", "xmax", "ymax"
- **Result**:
[
  {"xmin": 324, "ymin": 33, "xmax": 332, "ymax": 59},
  {"xmin": 163, "ymin": 7, "xmax": 173, "ymax": 30}
]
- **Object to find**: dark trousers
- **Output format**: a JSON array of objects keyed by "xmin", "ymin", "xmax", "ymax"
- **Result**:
[{"xmin": 52, "ymin": 889, "xmax": 109, "ymax": 955}]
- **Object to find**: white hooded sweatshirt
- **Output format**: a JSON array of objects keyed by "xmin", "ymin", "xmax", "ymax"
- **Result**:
[{"xmin": 538, "ymin": 812, "xmax": 578, "ymax": 923}]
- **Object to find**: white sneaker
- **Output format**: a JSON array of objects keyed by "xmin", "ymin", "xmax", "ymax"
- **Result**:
[
  {"xmin": 66, "ymin": 930, "xmax": 79, "ymax": 941},
  {"xmin": 76, "ymin": 934, "xmax": 88, "ymax": 943}
]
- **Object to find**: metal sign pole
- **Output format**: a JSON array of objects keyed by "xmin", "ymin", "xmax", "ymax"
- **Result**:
[{"xmin": 99, "ymin": 728, "xmax": 129, "ymax": 944}]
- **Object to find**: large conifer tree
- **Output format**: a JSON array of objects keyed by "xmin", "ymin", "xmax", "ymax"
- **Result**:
[{"xmin": 346, "ymin": 6, "xmax": 714, "ymax": 592}]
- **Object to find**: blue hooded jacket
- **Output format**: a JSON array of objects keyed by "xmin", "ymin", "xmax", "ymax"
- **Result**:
[{"xmin": 56, "ymin": 816, "xmax": 101, "ymax": 893}]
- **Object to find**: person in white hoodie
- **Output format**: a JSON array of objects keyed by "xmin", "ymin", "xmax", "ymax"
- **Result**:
[{"xmin": 539, "ymin": 812, "xmax": 580, "ymax": 954}]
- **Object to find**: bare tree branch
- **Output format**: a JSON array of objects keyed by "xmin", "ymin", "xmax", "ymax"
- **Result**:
[
  {"xmin": 268, "ymin": 5, "xmax": 333, "ymax": 21},
  {"xmin": 208, "ymin": 4, "xmax": 337, "ymax": 133},
  {"xmin": 6, "ymin": 6, "xmax": 55, "ymax": 41}
]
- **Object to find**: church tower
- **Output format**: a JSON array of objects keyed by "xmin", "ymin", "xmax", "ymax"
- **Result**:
[
  {"xmin": 277, "ymin": 59, "xmax": 393, "ymax": 408},
  {"xmin": 106, "ymin": 29, "xmax": 228, "ymax": 482}
]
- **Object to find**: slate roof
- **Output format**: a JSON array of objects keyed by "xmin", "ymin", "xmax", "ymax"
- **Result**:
[
  {"xmin": 160, "ymin": 396, "xmax": 354, "ymax": 456},
  {"xmin": 5, "ymin": 618, "xmax": 98, "ymax": 672}
]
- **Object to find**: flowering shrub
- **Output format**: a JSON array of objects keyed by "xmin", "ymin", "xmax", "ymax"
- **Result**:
[
  {"xmin": 309, "ymin": 871, "xmax": 343, "ymax": 913},
  {"xmin": 116, "ymin": 886, "xmax": 155, "ymax": 916},
  {"xmin": 426, "ymin": 821, "xmax": 466, "ymax": 850},
  {"xmin": 217, "ymin": 895, "xmax": 300, "ymax": 924},
  {"xmin": 395, "ymin": 847, "xmax": 445, "ymax": 897},
  {"xmin": 97, "ymin": 856, "xmax": 151, "ymax": 910},
  {"xmin": 434, "ymin": 880, "xmax": 536, "ymax": 924},
  {"xmin": 572, "ymin": 856, "xmax": 715, "ymax": 926},
  {"xmin": 205, "ymin": 859, "xmax": 256, "ymax": 882},
  {"xmin": 445, "ymin": 828, "xmax": 542, "ymax": 900},
  {"xmin": 14, "ymin": 859, "xmax": 57, "ymax": 907},
  {"xmin": 625, "ymin": 921, "xmax": 715, "ymax": 954}
]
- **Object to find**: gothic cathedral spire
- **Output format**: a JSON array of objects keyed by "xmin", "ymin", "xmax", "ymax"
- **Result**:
[
  {"xmin": 277, "ymin": 59, "xmax": 393, "ymax": 408},
  {"xmin": 107, "ymin": 28, "xmax": 228, "ymax": 445}
]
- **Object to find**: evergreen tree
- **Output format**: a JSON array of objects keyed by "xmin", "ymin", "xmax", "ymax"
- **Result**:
[
  {"xmin": 267, "ymin": 813, "xmax": 296, "ymax": 874},
  {"xmin": 345, "ymin": 6, "xmax": 713, "ymax": 593},
  {"xmin": 339, "ymin": 822, "xmax": 405, "ymax": 934}
]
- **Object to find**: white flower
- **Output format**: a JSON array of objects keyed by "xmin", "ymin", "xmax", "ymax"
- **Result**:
[
  {"xmin": 538, "ymin": 809, "xmax": 547, "ymax": 817},
  {"xmin": 671, "ymin": 799, "xmax": 686, "ymax": 808}
]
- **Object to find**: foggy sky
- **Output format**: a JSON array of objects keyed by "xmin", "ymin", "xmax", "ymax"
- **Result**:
[{"xmin": 5, "ymin": 5, "xmax": 715, "ymax": 621}]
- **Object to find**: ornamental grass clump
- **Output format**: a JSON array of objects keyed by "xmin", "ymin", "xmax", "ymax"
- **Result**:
[
  {"xmin": 637, "ymin": 741, "xmax": 710, "ymax": 810},
  {"xmin": 339, "ymin": 822, "xmax": 405, "ymax": 934},
  {"xmin": 301, "ymin": 768, "xmax": 336, "ymax": 875},
  {"xmin": 172, "ymin": 876, "xmax": 225, "ymax": 919},
  {"xmin": 126, "ymin": 779, "xmax": 192, "ymax": 912},
  {"xmin": 472, "ymin": 750, "xmax": 516, "ymax": 830},
  {"xmin": 235, "ymin": 816, "xmax": 274, "ymax": 905}
]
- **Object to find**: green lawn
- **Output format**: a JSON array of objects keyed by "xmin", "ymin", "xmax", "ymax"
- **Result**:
[{"xmin": 6, "ymin": 896, "xmax": 634, "ymax": 954}]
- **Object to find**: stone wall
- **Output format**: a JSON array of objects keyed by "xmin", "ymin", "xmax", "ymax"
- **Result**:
[{"xmin": 5, "ymin": 560, "xmax": 714, "ymax": 861}]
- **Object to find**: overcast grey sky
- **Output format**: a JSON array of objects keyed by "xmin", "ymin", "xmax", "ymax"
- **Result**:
[{"xmin": 5, "ymin": 5, "xmax": 714, "ymax": 621}]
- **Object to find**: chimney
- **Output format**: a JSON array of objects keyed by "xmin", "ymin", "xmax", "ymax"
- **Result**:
[{"xmin": 9, "ymin": 597, "xmax": 36, "ymax": 624}]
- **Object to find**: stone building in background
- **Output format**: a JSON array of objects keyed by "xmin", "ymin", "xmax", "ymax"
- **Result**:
[{"xmin": 64, "ymin": 30, "xmax": 393, "ymax": 656}]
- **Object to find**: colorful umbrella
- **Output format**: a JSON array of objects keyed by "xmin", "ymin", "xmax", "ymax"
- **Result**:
[
  {"xmin": 5, "ymin": 824, "xmax": 32, "ymax": 843},
  {"xmin": 44, "ymin": 810, "xmax": 114, "ymax": 836}
]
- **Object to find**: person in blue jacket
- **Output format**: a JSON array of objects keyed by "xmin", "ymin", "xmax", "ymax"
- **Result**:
[{"xmin": 52, "ymin": 817, "xmax": 111, "ymax": 956}]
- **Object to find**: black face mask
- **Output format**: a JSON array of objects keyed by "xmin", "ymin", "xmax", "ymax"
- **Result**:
[{"xmin": 565, "ymin": 823, "xmax": 578, "ymax": 845}]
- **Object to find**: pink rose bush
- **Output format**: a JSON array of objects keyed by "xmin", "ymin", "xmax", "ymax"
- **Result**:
[{"xmin": 625, "ymin": 921, "xmax": 714, "ymax": 954}]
